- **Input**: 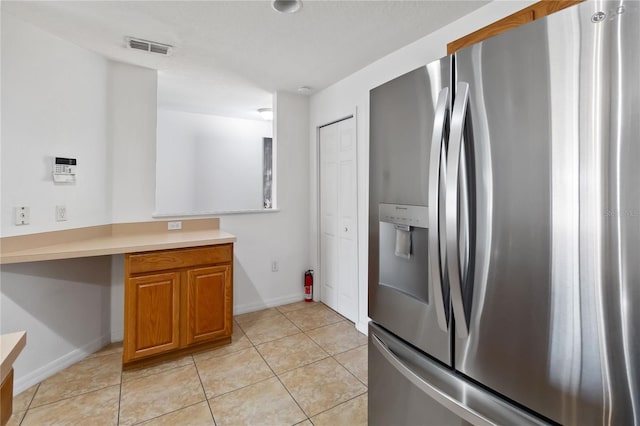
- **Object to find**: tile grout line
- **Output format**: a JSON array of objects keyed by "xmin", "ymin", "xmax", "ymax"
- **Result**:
[
  {"xmin": 192, "ymin": 345, "xmax": 250, "ymax": 364},
  {"xmin": 302, "ymin": 322, "xmax": 355, "ymax": 354},
  {"xmin": 24, "ymin": 350, "xmax": 124, "ymax": 412},
  {"xmin": 326, "ymin": 327, "xmax": 368, "ymax": 389},
  {"xmin": 253, "ymin": 340, "xmax": 312, "ymax": 425},
  {"xmin": 16, "ymin": 383, "xmax": 39, "ymax": 425},
  {"xmin": 240, "ymin": 313, "xmax": 304, "ymax": 346},
  {"xmin": 235, "ymin": 311, "xmax": 303, "ymax": 347},
  {"xmin": 130, "ymin": 401, "xmax": 210, "ymax": 426},
  {"xmin": 238, "ymin": 302, "xmax": 340, "ymax": 333},
  {"xmin": 117, "ymin": 364, "xmax": 123, "ymax": 425},
  {"xmin": 120, "ymin": 358, "xmax": 194, "ymax": 384},
  {"xmin": 203, "ymin": 375, "xmax": 276, "ymax": 402},
  {"xmin": 299, "ymin": 318, "xmax": 349, "ymax": 335},
  {"xmin": 195, "ymin": 326, "xmax": 303, "ymax": 422},
  {"xmin": 305, "ymin": 389, "xmax": 369, "ymax": 421},
  {"xmin": 119, "ymin": 357, "xmax": 210, "ymax": 425},
  {"xmin": 330, "ymin": 342, "xmax": 368, "ymax": 359},
  {"xmin": 188, "ymin": 354, "xmax": 218, "ymax": 426},
  {"xmin": 24, "ymin": 383, "xmax": 121, "ymax": 413},
  {"xmin": 234, "ymin": 308, "xmax": 321, "ymax": 424},
  {"xmin": 270, "ymin": 348, "xmax": 367, "ymax": 422},
  {"xmin": 330, "ymin": 349, "xmax": 369, "ymax": 388},
  {"xmin": 299, "ymin": 324, "xmax": 368, "ymax": 421},
  {"xmin": 120, "ymin": 359, "xmax": 199, "ymax": 425}
]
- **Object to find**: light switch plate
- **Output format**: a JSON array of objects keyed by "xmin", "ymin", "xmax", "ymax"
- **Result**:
[{"xmin": 168, "ymin": 221, "xmax": 182, "ymax": 230}]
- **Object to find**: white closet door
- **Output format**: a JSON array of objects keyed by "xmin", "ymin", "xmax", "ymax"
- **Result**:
[{"xmin": 319, "ymin": 117, "xmax": 358, "ymax": 322}]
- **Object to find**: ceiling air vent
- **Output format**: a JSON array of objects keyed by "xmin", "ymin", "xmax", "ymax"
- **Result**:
[{"xmin": 125, "ymin": 37, "xmax": 173, "ymax": 56}]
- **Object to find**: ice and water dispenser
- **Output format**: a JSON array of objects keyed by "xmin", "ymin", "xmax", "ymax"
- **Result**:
[{"xmin": 378, "ymin": 203, "xmax": 430, "ymax": 303}]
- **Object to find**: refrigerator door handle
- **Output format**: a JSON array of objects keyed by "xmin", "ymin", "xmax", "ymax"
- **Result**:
[
  {"xmin": 371, "ymin": 332, "xmax": 494, "ymax": 426},
  {"xmin": 446, "ymin": 82, "xmax": 471, "ymax": 339},
  {"xmin": 428, "ymin": 87, "xmax": 450, "ymax": 332},
  {"xmin": 370, "ymin": 325, "xmax": 547, "ymax": 426}
]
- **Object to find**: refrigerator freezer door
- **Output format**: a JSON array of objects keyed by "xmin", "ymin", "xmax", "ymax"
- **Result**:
[
  {"xmin": 368, "ymin": 323, "xmax": 546, "ymax": 426},
  {"xmin": 455, "ymin": 1, "xmax": 640, "ymax": 424},
  {"xmin": 369, "ymin": 60, "xmax": 451, "ymax": 365}
]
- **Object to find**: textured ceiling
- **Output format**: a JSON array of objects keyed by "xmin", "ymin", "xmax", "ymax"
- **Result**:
[{"xmin": 3, "ymin": 1, "xmax": 489, "ymax": 119}]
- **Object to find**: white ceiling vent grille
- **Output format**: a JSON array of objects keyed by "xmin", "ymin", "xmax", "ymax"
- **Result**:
[{"xmin": 125, "ymin": 37, "xmax": 173, "ymax": 56}]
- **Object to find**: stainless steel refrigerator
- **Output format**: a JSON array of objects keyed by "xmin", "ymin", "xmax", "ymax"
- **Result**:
[{"xmin": 368, "ymin": 1, "xmax": 639, "ymax": 424}]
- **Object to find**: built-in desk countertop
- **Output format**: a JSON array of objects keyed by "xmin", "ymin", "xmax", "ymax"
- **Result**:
[
  {"xmin": 0, "ymin": 219, "xmax": 235, "ymax": 264},
  {"xmin": 1, "ymin": 331, "xmax": 26, "ymax": 426},
  {"xmin": 0, "ymin": 218, "xmax": 237, "ymax": 372},
  {"xmin": 0, "ymin": 332, "xmax": 26, "ymax": 385}
]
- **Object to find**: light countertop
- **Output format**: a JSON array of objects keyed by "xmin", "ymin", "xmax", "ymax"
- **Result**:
[
  {"xmin": 0, "ymin": 219, "xmax": 236, "ymax": 264},
  {"xmin": 1, "ymin": 229, "xmax": 235, "ymax": 264},
  {"xmin": 1, "ymin": 331, "xmax": 26, "ymax": 383}
]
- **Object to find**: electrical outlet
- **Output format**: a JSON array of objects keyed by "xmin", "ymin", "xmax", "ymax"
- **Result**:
[
  {"xmin": 56, "ymin": 205, "xmax": 67, "ymax": 221},
  {"xmin": 15, "ymin": 206, "xmax": 30, "ymax": 225},
  {"xmin": 168, "ymin": 221, "xmax": 182, "ymax": 230},
  {"xmin": 271, "ymin": 261, "xmax": 279, "ymax": 272}
]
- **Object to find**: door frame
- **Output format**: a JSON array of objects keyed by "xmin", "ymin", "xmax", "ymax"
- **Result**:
[{"xmin": 315, "ymin": 110, "xmax": 359, "ymax": 324}]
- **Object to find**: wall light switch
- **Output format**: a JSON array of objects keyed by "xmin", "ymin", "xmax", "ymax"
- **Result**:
[{"xmin": 15, "ymin": 206, "xmax": 30, "ymax": 225}]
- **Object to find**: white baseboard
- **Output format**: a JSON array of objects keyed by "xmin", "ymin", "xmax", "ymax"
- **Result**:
[
  {"xmin": 14, "ymin": 334, "xmax": 111, "ymax": 395},
  {"xmin": 233, "ymin": 294, "xmax": 304, "ymax": 316},
  {"xmin": 356, "ymin": 320, "xmax": 369, "ymax": 336}
]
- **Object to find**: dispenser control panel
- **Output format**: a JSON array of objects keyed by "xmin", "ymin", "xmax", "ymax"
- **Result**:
[{"xmin": 379, "ymin": 204, "xmax": 429, "ymax": 228}]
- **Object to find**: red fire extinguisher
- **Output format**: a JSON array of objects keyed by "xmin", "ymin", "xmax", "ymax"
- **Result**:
[{"xmin": 304, "ymin": 270, "xmax": 314, "ymax": 302}]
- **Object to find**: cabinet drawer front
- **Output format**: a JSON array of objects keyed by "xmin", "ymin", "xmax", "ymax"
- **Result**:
[{"xmin": 128, "ymin": 244, "xmax": 232, "ymax": 274}]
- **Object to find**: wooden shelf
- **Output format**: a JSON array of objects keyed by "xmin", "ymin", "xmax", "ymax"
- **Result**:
[{"xmin": 447, "ymin": 0, "xmax": 583, "ymax": 54}]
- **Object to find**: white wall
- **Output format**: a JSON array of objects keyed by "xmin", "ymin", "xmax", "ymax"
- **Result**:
[
  {"xmin": 110, "ymin": 62, "xmax": 158, "ymax": 224},
  {"xmin": 155, "ymin": 110, "xmax": 272, "ymax": 215},
  {"xmin": 107, "ymin": 62, "xmax": 159, "ymax": 343},
  {"xmin": 308, "ymin": 1, "xmax": 537, "ymax": 333},
  {"xmin": 1, "ymin": 13, "xmax": 115, "ymax": 393},
  {"xmin": 213, "ymin": 92, "xmax": 311, "ymax": 313},
  {"xmin": 155, "ymin": 110, "xmax": 197, "ymax": 215},
  {"xmin": 1, "ymin": 13, "xmax": 111, "ymax": 237},
  {"xmin": 1, "ymin": 258, "xmax": 112, "ymax": 392}
]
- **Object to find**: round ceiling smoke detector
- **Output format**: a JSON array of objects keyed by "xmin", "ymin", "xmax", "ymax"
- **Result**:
[{"xmin": 272, "ymin": 0, "xmax": 302, "ymax": 14}]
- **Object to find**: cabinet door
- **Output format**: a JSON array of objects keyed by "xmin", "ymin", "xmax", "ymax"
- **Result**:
[
  {"xmin": 125, "ymin": 272, "xmax": 180, "ymax": 362},
  {"xmin": 184, "ymin": 265, "xmax": 232, "ymax": 346}
]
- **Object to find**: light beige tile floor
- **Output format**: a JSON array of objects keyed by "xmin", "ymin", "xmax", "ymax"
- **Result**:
[{"xmin": 10, "ymin": 302, "xmax": 368, "ymax": 426}]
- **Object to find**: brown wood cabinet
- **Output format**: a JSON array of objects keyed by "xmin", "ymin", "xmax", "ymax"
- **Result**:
[
  {"xmin": 184, "ymin": 265, "xmax": 232, "ymax": 345},
  {"xmin": 123, "ymin": 244, "xmax": 233, "ymax": 367},
  {"xmin": 447, "ymin": 0, "xmax": 583, "ymax": 54},
  {"xmin": 126, "ymin": 271, "xmax": 180, "ymax": 360},
  {"xmin": 1, "ymin": 369, "xmax": 13, "ymax": 426}
]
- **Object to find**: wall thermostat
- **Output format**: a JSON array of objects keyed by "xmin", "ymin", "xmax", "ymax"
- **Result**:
[{"xmin": 53, "ymin": 157, "xmax": 77, "ymax": 183}]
